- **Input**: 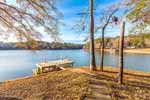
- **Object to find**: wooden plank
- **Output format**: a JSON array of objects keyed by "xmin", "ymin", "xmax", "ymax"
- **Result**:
[{"xmin": 36, "ymin": 59, "xmax": 74, "ymax": 69}]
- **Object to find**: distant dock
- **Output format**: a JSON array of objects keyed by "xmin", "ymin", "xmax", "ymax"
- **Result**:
[{"xmin": 33, "ymin": 59, "xmax": 74, "ymax": 75}]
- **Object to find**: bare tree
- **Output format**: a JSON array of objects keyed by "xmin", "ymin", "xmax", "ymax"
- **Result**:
[
  {"xmin": 89, "ymin": 0, "xmax": 96, "ymax": 71},
  {"xmin": 75, "ymin": 3, "xmax": 119, "ymax": 71},
  {"xmin": 96, "ymin": 4, "xmax": 119, "ymax": 71}
]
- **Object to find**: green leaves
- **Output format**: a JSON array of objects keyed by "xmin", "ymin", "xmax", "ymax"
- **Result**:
[
  {"xmin": 127, "ymin": 0, "xmax": 147, "ymax": 20},
  {"xmin": 126, "ymin": 0, "xmax": 150, "ymax": 34}
]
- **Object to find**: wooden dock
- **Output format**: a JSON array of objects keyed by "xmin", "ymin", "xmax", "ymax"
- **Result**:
[{"xmin": 33, "ymin": 59, "xmax": 74, "ymax": 75}]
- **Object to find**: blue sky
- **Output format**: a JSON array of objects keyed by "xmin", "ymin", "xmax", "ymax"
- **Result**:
[
  {"xmin": 56, "ymin": 0, "xmax": 130, "ymax": 44},
  {"xmin": 1, "ymin": 0, "xmax": 130, "ymax": 43}
]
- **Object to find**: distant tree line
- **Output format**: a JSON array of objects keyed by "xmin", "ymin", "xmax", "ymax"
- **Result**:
[
  {"xmin": 0, "ymin": 41, "xmax": 83, "ymax": 50},
  {"xmin": 83, "ymin": 33, "xmax": 150, "ymax": 49}
]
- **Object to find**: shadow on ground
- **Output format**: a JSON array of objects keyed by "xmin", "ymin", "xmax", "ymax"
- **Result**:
[
  {"xmin": 0, "ymin": 97, "xmax": 21, "ymax": 100},
  {"xmin": 82, "ymin": 69, "xmax": 150, "ymax": 100}
]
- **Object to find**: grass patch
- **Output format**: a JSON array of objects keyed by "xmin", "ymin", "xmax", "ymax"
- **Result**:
[
  {"xmin": 0, "ymin": 70, "xmax": 90, "ymax": 100},
  {"xmin": 1, "ymin": 67, "xmax": 150, "ymax": 100}
]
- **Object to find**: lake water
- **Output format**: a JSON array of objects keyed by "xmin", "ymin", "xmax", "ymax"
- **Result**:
[{"xmin": 0, "ymin": 50, "xmax": 150, "ymax": 82}]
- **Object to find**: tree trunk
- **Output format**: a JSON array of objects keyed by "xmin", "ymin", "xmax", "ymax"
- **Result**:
[
  {"xmin": 89, "ymin": 0, "xmax": 96, "ymax": 71},
  {"xmin": 100, "ymin": 27, "xmax": 105, "ymax": 71},
  {"xmin": 118, "ymin": 21, "xmax": 125, "ymax": 84}
]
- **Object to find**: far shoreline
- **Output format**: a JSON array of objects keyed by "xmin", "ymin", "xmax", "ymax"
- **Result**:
[
  {"xmin": 0, "ymin": 48, "xmax": 83, "ymax": 50},
  {"xmin": 94, "ymin": 48, "xmax": 150, "ymax": 54},
  {"xmin": 1, "ymin": 48, "xmax": 150, "ymax": 54}
]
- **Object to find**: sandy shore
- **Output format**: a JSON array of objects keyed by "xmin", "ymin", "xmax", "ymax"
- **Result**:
[
  {"xmin": 103, "ymin": 48, "xmax": 150, "ymax": 54},
  {"xmin": 124, "ymin": 48, "xmax": 150, "ymax": 54}
]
